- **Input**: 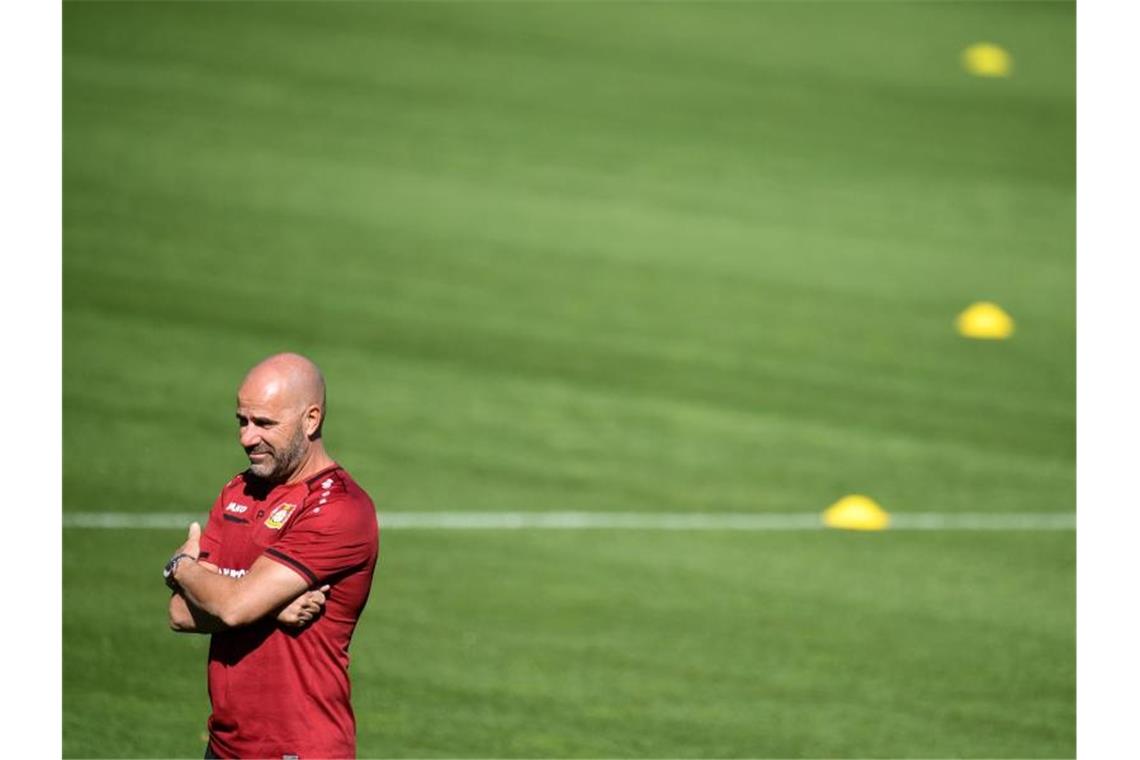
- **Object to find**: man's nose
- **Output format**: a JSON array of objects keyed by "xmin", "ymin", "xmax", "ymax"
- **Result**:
[{"xmin": 240, "ymin": 427, "xmax": 260, "ymax": 448}]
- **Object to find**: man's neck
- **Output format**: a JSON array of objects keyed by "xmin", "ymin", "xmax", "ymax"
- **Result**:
[{"xmin": 284, "ymin": 442, "xmax": 336, "ymax": 485}]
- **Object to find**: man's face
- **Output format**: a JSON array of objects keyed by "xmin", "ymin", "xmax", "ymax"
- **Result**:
[{"xmin": 236, "ymin": 385, "xmax": 309, "ymax": 482}]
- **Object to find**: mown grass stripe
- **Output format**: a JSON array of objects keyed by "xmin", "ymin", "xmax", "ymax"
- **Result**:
[{"xmin": 62, "ymin": 511, "xmax": 1075, "ymax": 531}]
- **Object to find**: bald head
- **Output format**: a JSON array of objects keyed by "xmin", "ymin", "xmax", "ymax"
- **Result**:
[
  {"xmin": 236, "ymin": 353, "xmax": 329, "ymax": 482},
  {"xmin": 240, "ymin": 352, "xmax": 326, "ymax": 416}
]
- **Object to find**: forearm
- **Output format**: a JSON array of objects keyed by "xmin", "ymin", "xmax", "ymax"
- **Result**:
[
  {"xmin": 173, "ymin": 560, "xmax": 253, "ymax": 627},
  {"xmin": 173, "ymin": 555, "xmax": 309, "ymax": 628},
  {"xmin": 169, "ymin": 591, "xmax": 228, "ymax": 634}
]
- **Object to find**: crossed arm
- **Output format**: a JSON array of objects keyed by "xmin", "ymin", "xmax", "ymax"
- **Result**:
[{"xmin": 167, "ymin": 523, "xmax": 328, "ymax": 633}]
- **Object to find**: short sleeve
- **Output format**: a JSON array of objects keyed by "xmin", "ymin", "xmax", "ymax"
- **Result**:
[
  {"xmin": 262, "ymin": 496, "xmax": 377, "ymax": 586},
  {"xmin": 198, "ymin": 492, "xmax": 226, "ymax": 562}
]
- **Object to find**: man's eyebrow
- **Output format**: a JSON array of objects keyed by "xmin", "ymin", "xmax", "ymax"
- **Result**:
[{"xmin": 235, "ymin": 413, "xmax": 278, "ymax": 425}]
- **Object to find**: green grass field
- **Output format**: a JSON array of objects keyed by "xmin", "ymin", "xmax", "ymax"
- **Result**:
[{"xmin": 63, "ymin": 1, "xmax": 1075, "ymax": 757}]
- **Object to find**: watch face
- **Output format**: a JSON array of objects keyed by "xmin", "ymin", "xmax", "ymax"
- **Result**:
[{"xmin": 164, "ymin": 554, "xmax": 184, "ymax": 579}]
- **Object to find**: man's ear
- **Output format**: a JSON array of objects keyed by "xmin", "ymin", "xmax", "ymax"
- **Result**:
[{"xmin": 303, "ymin": 404, "xmax": 323, "ymax": 438}]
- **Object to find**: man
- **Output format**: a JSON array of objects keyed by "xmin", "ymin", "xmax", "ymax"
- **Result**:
[{"xmin": 165, "ymin": 353, "xmax": 380, "ymax": 759}]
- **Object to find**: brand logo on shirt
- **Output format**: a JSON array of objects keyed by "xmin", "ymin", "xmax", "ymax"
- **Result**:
[
  {"xmin": 265, "ymin": 503, "xmax": 296, "ymax": 530},
  {"xmin": 225, "ymin": 502, "xmax": 249, "ymax": 514}
]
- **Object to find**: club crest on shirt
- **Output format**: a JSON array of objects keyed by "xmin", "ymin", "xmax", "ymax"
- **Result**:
[{"xmin": 265, "ymin": 503, "xmax": 296, "ymax": 530}]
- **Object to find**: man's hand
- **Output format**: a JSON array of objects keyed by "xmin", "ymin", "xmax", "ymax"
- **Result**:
[
  {"xmin": 169, "ymin": 554, "xmax": 222, "ymax": 633},
  {"xmin": 164, "ymin": 522, "xmax": 204, "ymax": 592},
  {"xmin": 277, "ymin": 585, "xmax": 331, "ymax": 628},
  {"xmin": 177, "ymin": 521, "xmax": 202, "ymax": 560}
]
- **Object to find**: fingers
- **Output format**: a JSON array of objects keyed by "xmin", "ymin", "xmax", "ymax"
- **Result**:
[
  {"xmin": 285, "ymin": 609, "xmax": 316, "ymax": 628},
  {"xmin": 278, "ymin": 586, "xmax": 329, "ymax": 628},
  {"xmin": 299, "ymin": 595, "xmax": 326, "ymax": 617},
  {"xmin": 305, "ymin": 587, "xmax": 329, "ymax": 605},
  {"xmin": 282, "ymin": 609, "xmax": 312, "ymax": 627},
  {"xmin": 278, "ymin": 586, "xmax": 332, "ymax": 630},
  {"xmin": 188, "ymin": 522, "xmax": 201, "ymax": 541}
]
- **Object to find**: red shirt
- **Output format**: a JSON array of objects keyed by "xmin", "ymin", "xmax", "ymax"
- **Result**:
[{"xmin": 198, "ymin": 465, "xmax": 379, "ymax": 759}]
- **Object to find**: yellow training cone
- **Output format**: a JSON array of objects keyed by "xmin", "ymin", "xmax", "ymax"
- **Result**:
[
  {"xmin": 956, "ymin": 301, "xmax": 1014, "ymax": 340},
  {"xmin": 962, "ymin": 42, "xmax": 1012, "ymax": 77},
  {"xmin": 822, "ymin": 495, "xmax": 890, "ymax": 531}
]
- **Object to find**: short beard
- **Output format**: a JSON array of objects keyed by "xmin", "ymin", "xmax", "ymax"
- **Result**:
[{"xmin": 249, "ymin": 424, "xmax": 307, "ymax": 483}]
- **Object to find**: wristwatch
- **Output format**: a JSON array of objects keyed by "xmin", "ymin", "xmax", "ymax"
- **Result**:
[{"xmin": 163, "ymin": 552, "xmax": 195, "ymax": 590}]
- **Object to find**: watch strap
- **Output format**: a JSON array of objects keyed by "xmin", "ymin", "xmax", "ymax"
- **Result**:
[{"xmin": 163, "ymin": 552, "xmax": 195, "ymax": 589}]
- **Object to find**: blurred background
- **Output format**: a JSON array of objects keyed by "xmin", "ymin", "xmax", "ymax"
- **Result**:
[{"xmin": 63, "ymin": 1, "xmax": 1074, "ymax": 757}]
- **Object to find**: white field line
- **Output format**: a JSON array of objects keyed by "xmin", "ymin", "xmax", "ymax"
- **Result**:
[{"xmin": 62, "ymin": 511, "xmax": 1076, "ymax": 532}]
